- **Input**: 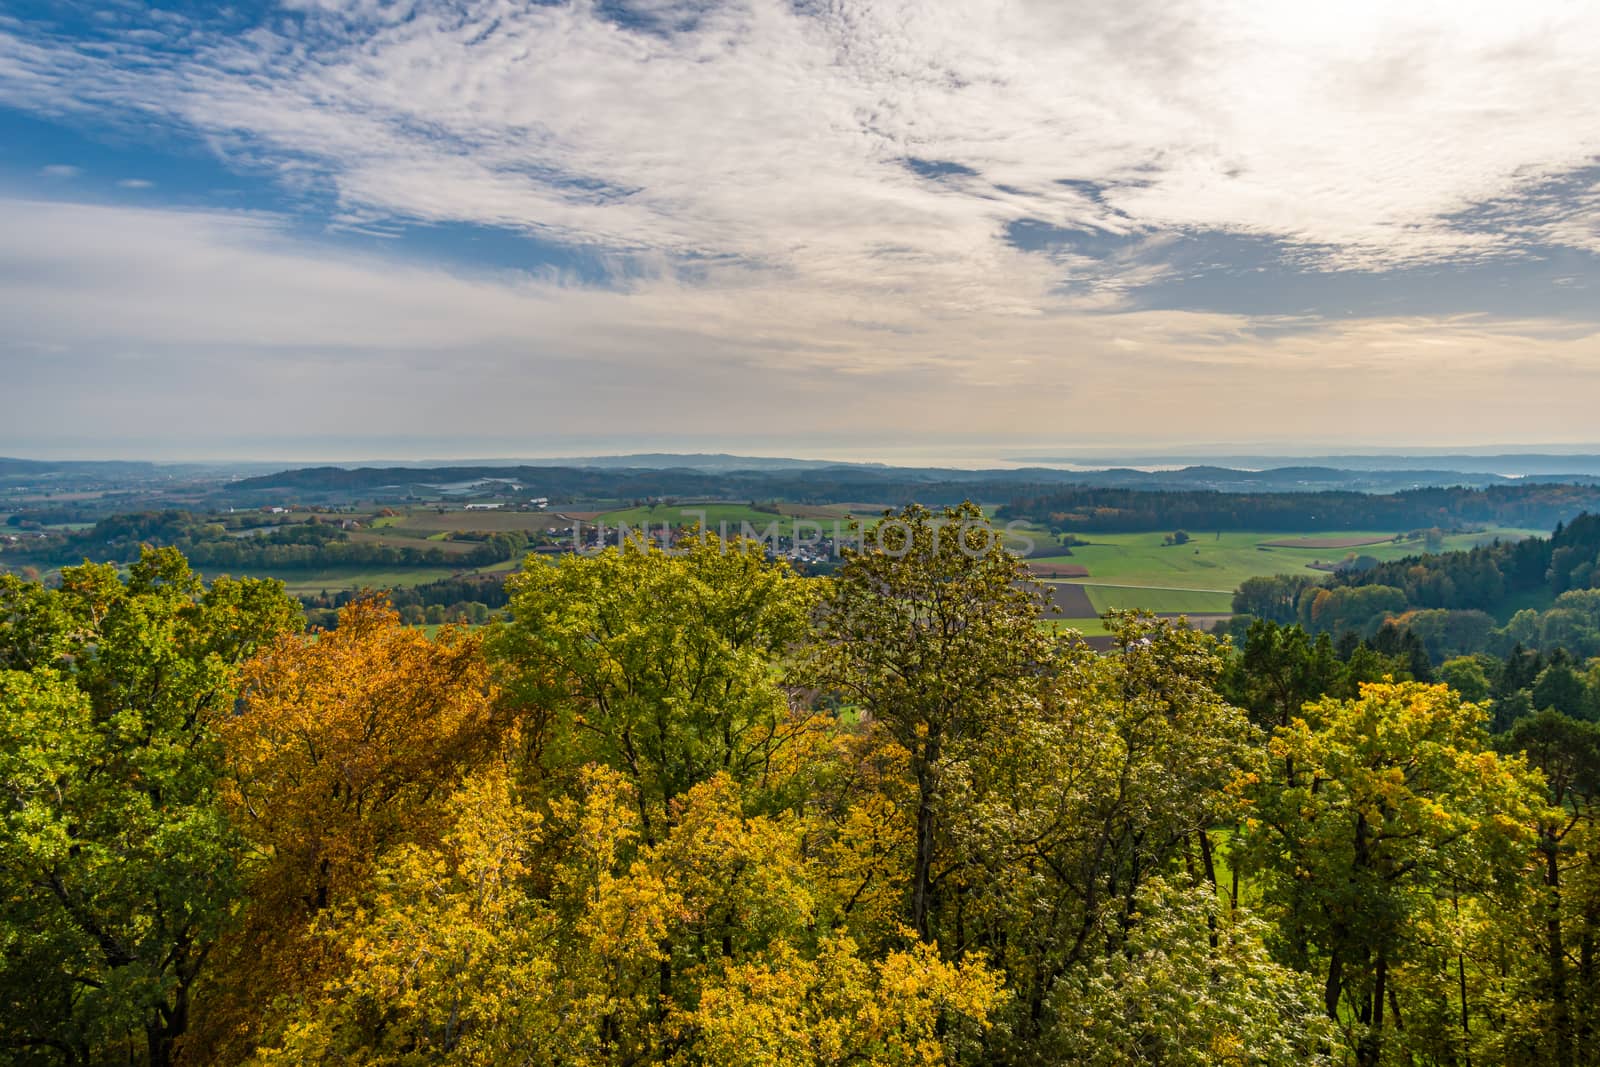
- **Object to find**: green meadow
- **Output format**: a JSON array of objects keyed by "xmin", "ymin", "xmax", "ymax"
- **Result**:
[{"xmin": 1027, "ymin": 528, "xmax": 1537, "ymax": 594}]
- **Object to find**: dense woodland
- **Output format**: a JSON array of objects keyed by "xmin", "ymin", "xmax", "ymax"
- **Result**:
[
  {"xmin": 3, "ymin": 503, "xmax": 1600, "ymax": 1065},
  {"xmin": 5, "ymin": 510, "xmax": 531, "ymax": 571},
  {"xmin": 1233, "ymin": 513, "xmax": 1600, "ymax": 660}
]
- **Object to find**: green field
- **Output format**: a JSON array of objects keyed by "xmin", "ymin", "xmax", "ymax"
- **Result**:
[
  {"xmin": 384, "ymin": 510, "xmax": 569, "ymax": 533},
  {"xmin": 1081, "ymin": 585, "xmax": 1236, "ymax": 614},
  {"xmin": 228, "ymin": 566, "xmax": 483, "ymax": 596},
  {"xmin": 1049, "ymin": 617, "xmax": 1114, "ymax": 636},
  {"xmin": 1027, "ymin": 528, "xmax": 1538, "ymax": 593}
]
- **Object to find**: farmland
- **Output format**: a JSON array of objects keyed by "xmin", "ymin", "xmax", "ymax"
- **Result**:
[
  {"xmin": 1026, "ymin": 528, "xmax": 1537, "ymax": 592},
  {"xmin": 207, "ymin": 561, "xmax": 521, "ymax": 598},
  {"xmin": 1030, "ymin": 527, "xmax": 1539, "ymax": 632},
  {"xmin": 371, "ymin": 510, "xmax": 570, "ymax": 533},
  {"xmin": 1, "ymin": 488, "xmax": 1547, "ymax": 641}
]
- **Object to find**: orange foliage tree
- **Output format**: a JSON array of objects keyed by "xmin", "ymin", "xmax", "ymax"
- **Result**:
[{"xmin": 191, "ymin": 599, "xmax": 505, "ymax": 1061}]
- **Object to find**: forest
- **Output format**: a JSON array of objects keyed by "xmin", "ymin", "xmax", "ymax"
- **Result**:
[
  {"xmin": 3, "ymin": 503, "xmax": 1599, "ymax": 1066},
  {"xmin": 8, "ymin": 510, "xmax": 531, "ymax": 571},
  {"xmin": 1233, "ymin": 513, "xmax": 1600, "ymax": 659}
]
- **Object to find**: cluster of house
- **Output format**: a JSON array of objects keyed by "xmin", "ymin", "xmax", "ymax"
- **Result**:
[
  {"xmin": 464, "ymin": 496, "xmax": 549, "ymax": 512},
  {"xmin": 547, "ymin": 519, "xmax": 846, "ymax": 567}
]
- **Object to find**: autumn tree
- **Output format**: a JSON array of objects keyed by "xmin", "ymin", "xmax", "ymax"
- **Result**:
[
  {"xmin": 253, "ymin": 764, "xmax": 1004, "ymax": 1066},
  {"xmin": 195, "ymin": 599, "xmax": 502, "ymax": 1061},
  {"xmin": 487, "ymin": 531, "xmax": 831, "ymax": 1040}
]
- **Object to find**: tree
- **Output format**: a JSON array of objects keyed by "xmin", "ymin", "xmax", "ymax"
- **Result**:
[
  {"xmin": 1533, "ymin": 661, "xmax": 1590, "ymax": 719},
  {"xmin": 1240, "ymin": 681, "xmax": 1547, "ymax": 1065},
  {"xmin": 495, "ymin": 530, "xmax": 821, "ymax": 832},
  {"xmin": 949, "ymin": 613, "xmax": 1262, "ymax": 1056},
  {"xmin": 806, "ymin": 503, "xmax": 1052, "ymax": 938},
  {"xmin": 249, "ymin": 762, "xmax": 561, "ymax": 1065},
  {"xmin": 193, "ymin": 599, "xmax": 503, "ymax": 1060},
  {"xmin": 255, "ymin": 762, "xmax": 1004, "ymax": 1067},
  {"xmin": 0, "ymin": 549, "xmax": 299, "ymax": 1065},
  {"xmin": 1233, "ymin": 574, "xmax": 1318, "ymax": 625},
  {"xmin": 687, "ymin": 935, "xmax": 1003, "ymax": 1067},
  {"xmin": 1499, "ymin": 711, "xmax": 1600, "ymax": 1066},
  {"xmin": 1046, "ymin": 881, "xmax": 1342, "ymax": 1066},
  {"xmin": 1437, "ymin": 654, "xmax": 1492, "ymax": 704},
  {"xmin": 1225, "ymin": 620, "xmax": 1342, "ymax": 730}
]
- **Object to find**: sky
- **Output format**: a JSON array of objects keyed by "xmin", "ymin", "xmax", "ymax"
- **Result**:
[{"xmin": 2, "ymin": 0, "xmax": 1599, "ymax": 461}]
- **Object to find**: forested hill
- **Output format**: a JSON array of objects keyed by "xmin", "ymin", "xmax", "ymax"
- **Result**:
[
  {"xmin": 226, "ymin": 462, "xmax": 1600, "ymax": 507},
  {"xmin": 999, "ymin": 482, "xmax": 1600, "ymax": 534},
  {"xmin": 229, "ymin": 463, "xmax": 991, "ymax": 503},
  {"xmin": 1233, "ymin": 513, "xmax": 1600, "ymax": 660},
  {"xmin": 1326, "ymin": 511, "xmax": 1600, "ymax": 604}
]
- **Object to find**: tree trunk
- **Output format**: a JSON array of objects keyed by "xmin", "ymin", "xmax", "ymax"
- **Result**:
[
  {"xmin": 1546, "ymin": 832, "xmax": 1572, "ymax": 1067},
  {"xmin": 1324, "ymin": 949, "xmax": 1344, "ymax": 1020},
  {"xmin": 911, "ymin": 738, "xmax": 941, "ymax": 939},
  {"xmin": 1357, "ymin": 951, "xmax": 1388, "ymax": 1067}
]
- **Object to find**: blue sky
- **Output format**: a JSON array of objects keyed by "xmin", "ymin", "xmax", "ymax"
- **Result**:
[{"xmin": 2, "ymin": 0, "xmax": 1599, "ymax": 460}]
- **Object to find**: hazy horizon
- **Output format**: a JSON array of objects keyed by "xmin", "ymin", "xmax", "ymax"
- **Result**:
[{"xmin": 11, "ymin": 437, "xmax": 1600, "ymax": 470}]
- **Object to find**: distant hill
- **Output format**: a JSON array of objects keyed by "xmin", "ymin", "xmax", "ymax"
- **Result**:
[
  {"xmin": 0, "ymin": 457, "xmax": 159, "ymax": 477},
  {"xmin": 227, "ymin": 459, "xmax": 1600, "ymax": 500},
  {"xmin": 518, "ymin": 453, "xmax": 883, "ymax": 471},
  {"xmin": 1017, "ymin": 453, "xmax": 1600, "ymax": 478}
]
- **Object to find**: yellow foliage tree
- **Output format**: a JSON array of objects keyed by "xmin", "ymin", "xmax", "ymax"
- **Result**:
[{"xmin": 251, "ymin": 765, "xmax": 1003, "ymax": 1066}]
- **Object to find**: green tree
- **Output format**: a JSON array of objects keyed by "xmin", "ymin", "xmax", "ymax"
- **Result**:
[
  {"xmin": 1232, "ymin": 574, "xmax": 1317, "ymax": 626},
  {"xmin": 1437, "ymin": 654, "xmax": 1492, "ymax": 704},
  {"xmin": 1240, "ymin": 681, "xmax": 1546, "ymax": 1065},
  {"xmin": 494, "ymin": 529, "xmax": 822, "ymax": 831},
  {"xmin": 1225, "ymin": 620, "xmax": 1342, "ymax": 730},
  {"xmin": 951, "ymin": 613, "xmax": 1262, "ymax": 1057},
  {"xmin": 1500, "ymin": 711, "xmax": 1600, "ymax": 1066},
  {"xmin": 806, "ymin": 503, "xmax": 1052, "ymax": 938},
  {"xmin": 0, "ymin": 549, "xmax": 300, "ymax": 1065},
  {"xmin": 1533, "ymin": 661, "xmax": 1589, "ymax": 718},
  {"xmin": 1047, "ymin": 881, "xmax": 1342, "ymax": 1066}
]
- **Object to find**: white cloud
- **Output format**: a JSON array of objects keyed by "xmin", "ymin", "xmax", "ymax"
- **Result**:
[
  {"xmin": 2, "ymin": 196, "xmax": 1599, "ymax": 452},
  {"xmin": 116, "ymin": 177, "xmax": 154, "ymax": 188},
  {"xmin": 37, "ymin": 163, "xmax": 79, "ymax": 178},
  {"xmin": 1, "ymin": 2, "xmax": 1599, "ymax": 454},
  {"xmin": 2, "ymin": 0, "xmax": 1598, "ymax": 311}
]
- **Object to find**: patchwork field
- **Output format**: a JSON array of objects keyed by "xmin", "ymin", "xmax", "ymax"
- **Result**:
[
  {"xmin": 223, "ymin": 566, "xmax": 477, "ymax": 597},
  {"xmin": 1036, "ymin": 582, "xmax": 1097, "ymax": 617},
  {"xmin": 1026, "ymin": 562, "xmax": 1091, "ymax": 578}
]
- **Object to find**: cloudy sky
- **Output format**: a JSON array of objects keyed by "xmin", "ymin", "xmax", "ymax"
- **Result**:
[{"xmin": 2, "ymin": 0, "xmax": 1599, "ymax": 461}]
